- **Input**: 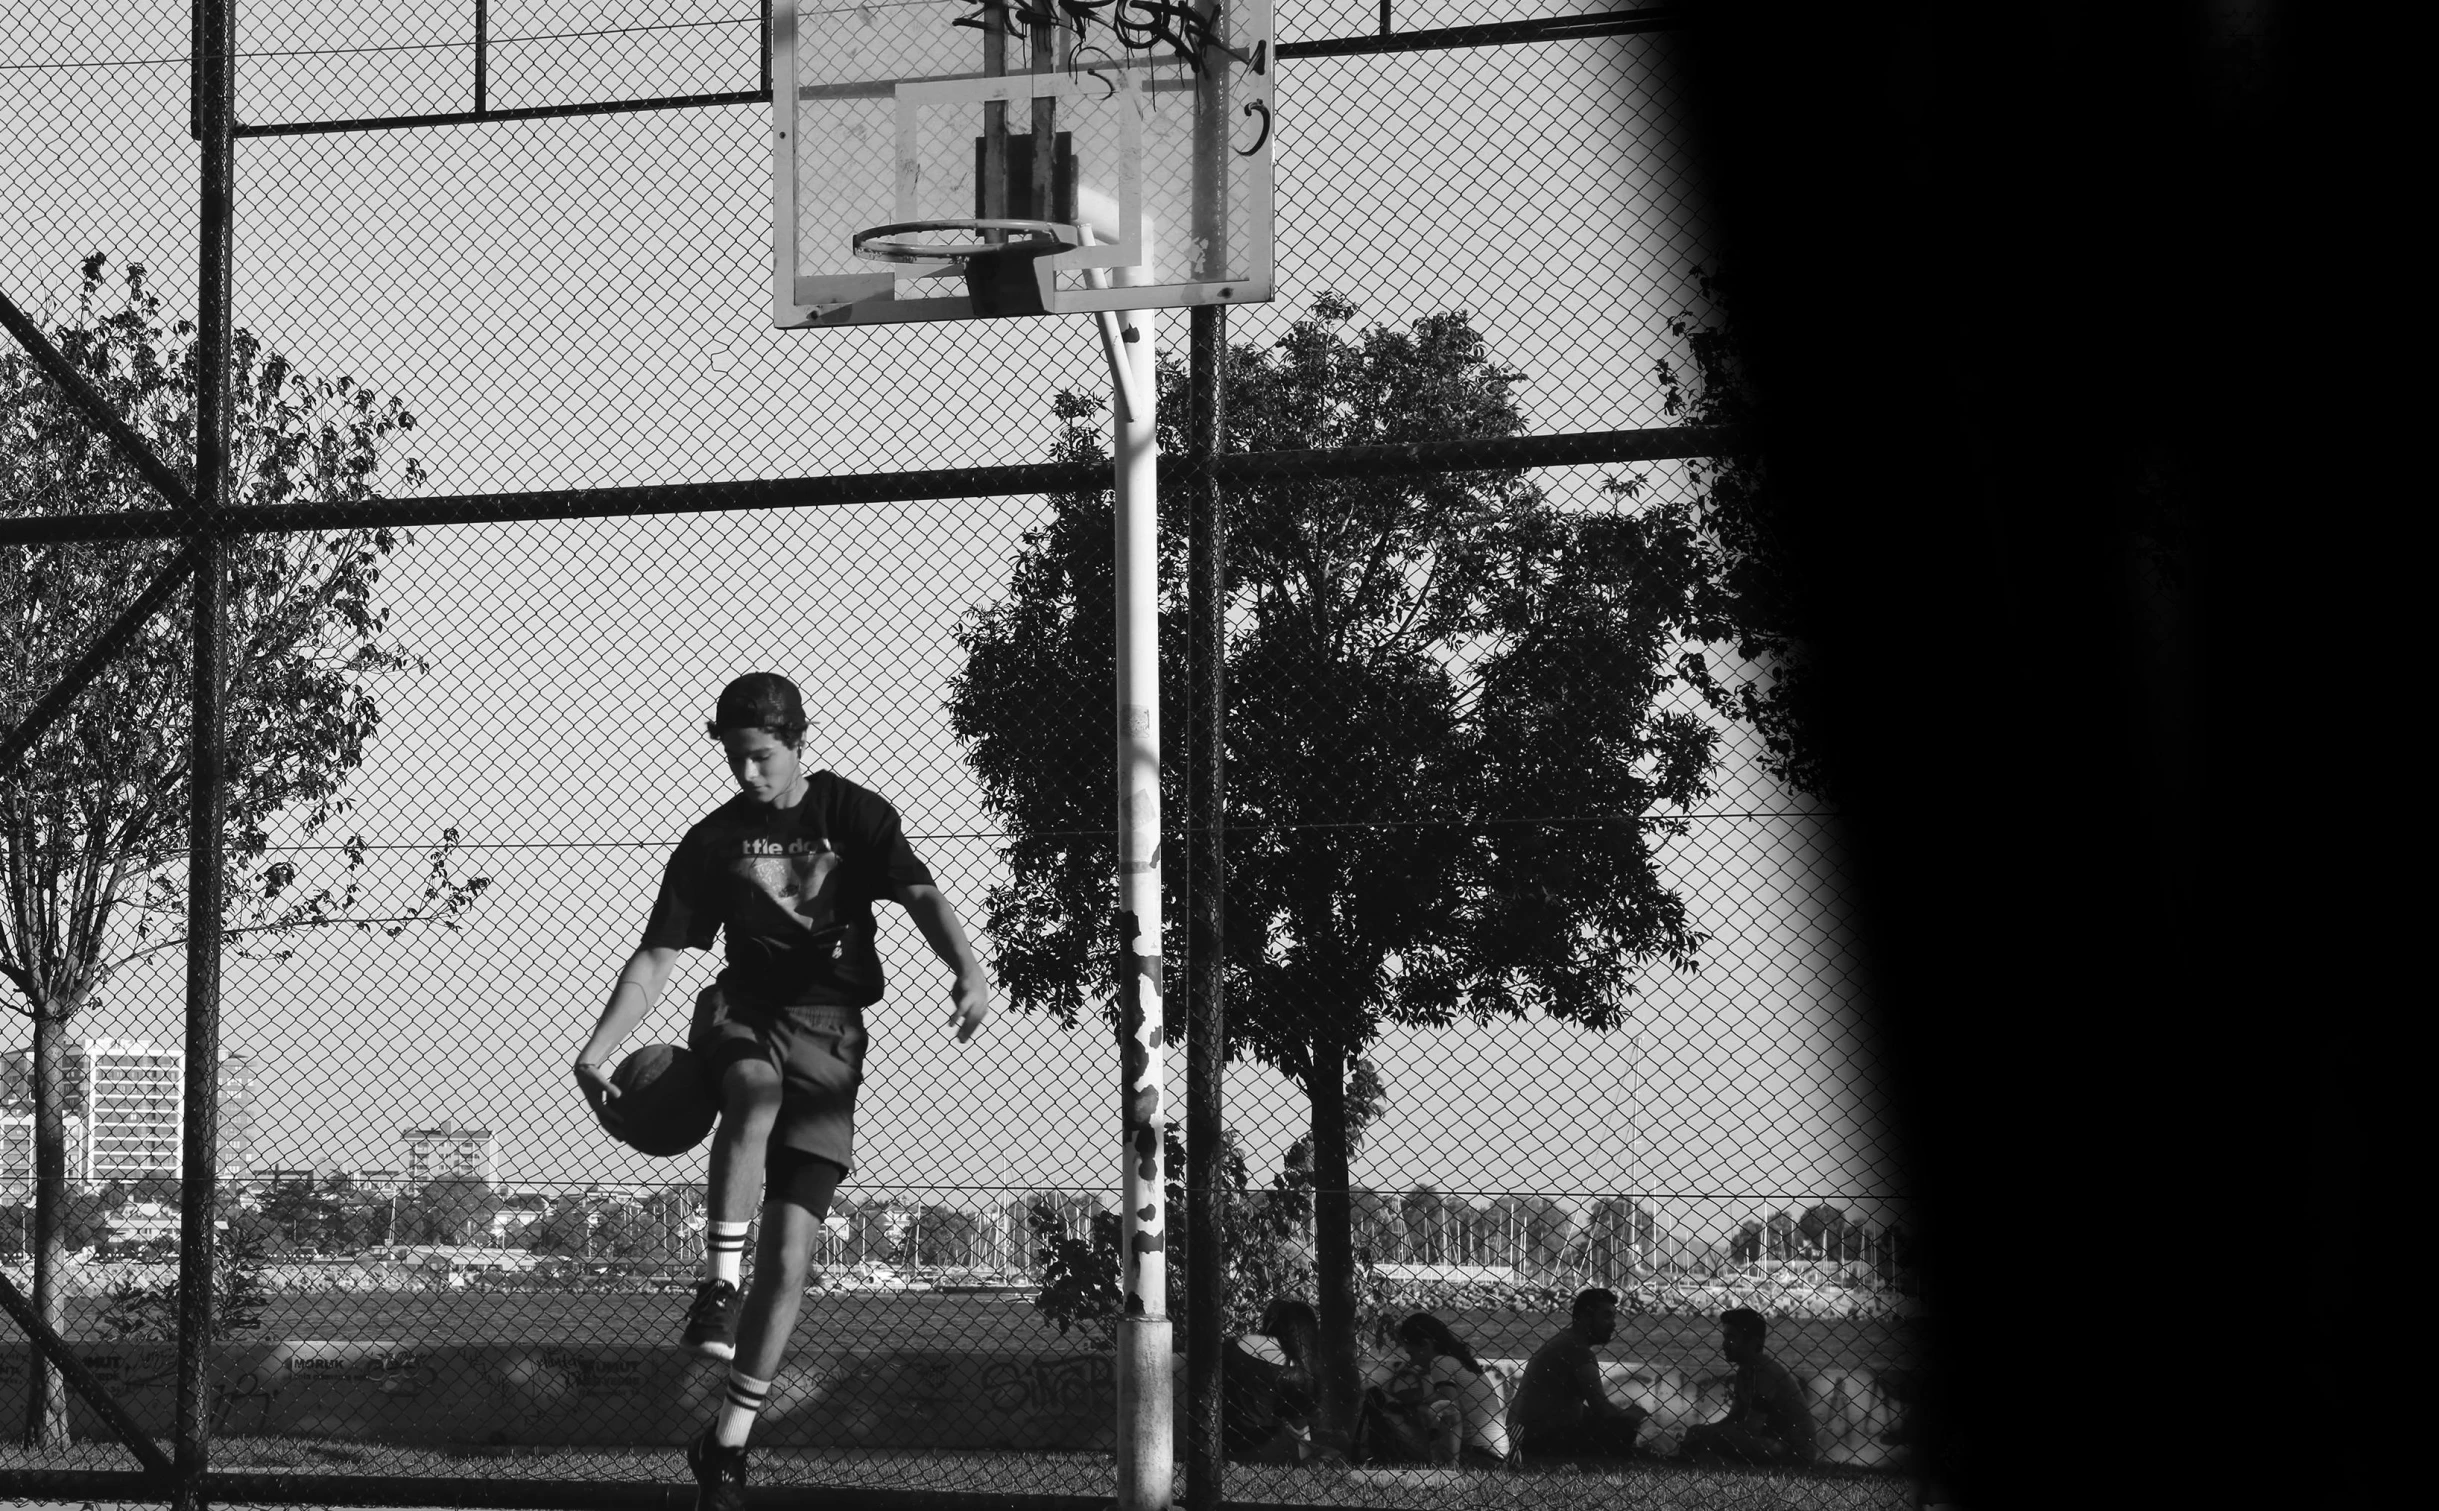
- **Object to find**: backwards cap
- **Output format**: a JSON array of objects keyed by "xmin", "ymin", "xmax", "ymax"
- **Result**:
[{"xmin": 706, "ymin": 672, "xmax": 808, "ymax": 743}]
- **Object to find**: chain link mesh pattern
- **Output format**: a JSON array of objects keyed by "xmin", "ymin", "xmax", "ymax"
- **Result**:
[{"xmin": 3, "ymin": 2, "xmax": 1913, "ymax": 1505}]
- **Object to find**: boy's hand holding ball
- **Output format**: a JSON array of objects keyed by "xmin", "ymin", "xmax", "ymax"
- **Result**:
[{"xmin": 574, "ymin": 1058, "xmax": 624, "ymax": 1134}]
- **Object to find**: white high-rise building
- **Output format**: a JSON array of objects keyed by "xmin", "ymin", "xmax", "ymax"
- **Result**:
[
  {"xmin": 2, "ymin": 1111, "xmax": 34, "ymax": 1205},
  {"xmin": 0, "ymin": 1040, "xmax": 257, "ymax": 1190},
  {"xmin": 0, "ymin": 1037, "xmax": 182, "ymax": 1183},
  {"xmin": 217, "ymin": 1051, "xmax": 256, "ymax": 1183},
  {"xmin": 74, "ymin": 1037, "xmax": 184, "ymax": 1181},
  {"xmin": 401, "ymin": 1118, "xmax": 496, "ymax": 1186}
]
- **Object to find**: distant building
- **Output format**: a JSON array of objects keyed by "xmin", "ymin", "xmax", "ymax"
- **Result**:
[
  {"xmin": 0, "ymin": 1037, "xmax": 183, "ymax": 1183},
  {"xmin": 0, "ymin": 1112, "xmax": 31, "ymax": 1205},
  {"xmin": 0, "ymin": 1110, "xmax": 86, "ymax": 1205},
  {"xmin": 402, "ymin": 1119, "xmax": 496, "ymax": 1186},
  {"xmin": 217, "ymin": 1052, "xmax": 257, "ymax": 1183},
  {"xmin": 0, "ymin": 1039, "xmax": 253, "ymax": 1186},
  {"xmin": 343, "ymin": 1168, "xmax": 409, "ymax": 1197},
  {"xmin": 105, "ymin": 1201, "xmax": 180, "ymax": 1246}
]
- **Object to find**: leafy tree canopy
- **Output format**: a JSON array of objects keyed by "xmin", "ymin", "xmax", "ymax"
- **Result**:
[
  {"xmin": 1654, "ymin": 267, "xmax": 1832, "ymax": 800},
  {"xmin": 951, "ymin": 294, "xmax": 1724, "ymax": 1069},
  {"xmin": 2, "ymin": 255, "xmax": 485, "ymax": 1026}
]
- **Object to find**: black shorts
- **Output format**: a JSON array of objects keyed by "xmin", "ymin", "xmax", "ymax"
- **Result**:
[{"xmin": 689, "ymin": 983, "xmax": 868, "ymax": 1174}]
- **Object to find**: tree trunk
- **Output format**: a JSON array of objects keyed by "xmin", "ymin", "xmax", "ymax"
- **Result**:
[
  {"xmin": 22, "ymin": 1007, "xmax": 69, "ymax": 1447},
  {"xmin": 1307, "ymin": 1044, "xmax": 1359, "ymax": 1450}
]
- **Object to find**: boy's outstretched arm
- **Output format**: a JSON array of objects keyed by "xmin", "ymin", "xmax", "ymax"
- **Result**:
[
  {"xmin": 890, "ymin": 882, "xmax": 993, "ymax": 1042},
  {"xmin": 573, "ymin": 944, "xmax": 684, "ymax": 1129}
]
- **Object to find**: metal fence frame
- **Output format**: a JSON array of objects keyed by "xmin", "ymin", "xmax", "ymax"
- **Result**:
[{"xmin": 0, "ymin": 4, "xmax": 1771, "ymax": 1508}]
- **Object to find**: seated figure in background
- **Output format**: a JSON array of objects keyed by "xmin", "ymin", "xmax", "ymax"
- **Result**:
[
  {"xmin": 1506, "ymin": 1287, "xmax": 1649, "ymax": 1462},
  {"xmin": 1677, "ymin": 1306, "xmax": 1818, "ymax": 1469},
  {"xmin": 1223, "ymin": 1297, "xmax": 1322, "ymax": 1465},
  {"xmin": 1390, "ymin": 1311, "xmax": 1511, "ymax": 1466}
]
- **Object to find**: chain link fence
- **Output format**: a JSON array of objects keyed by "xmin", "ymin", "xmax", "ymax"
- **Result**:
[{"xmin": 3, "ymin": 2, "xmax": 1915, "ymax": 1506}]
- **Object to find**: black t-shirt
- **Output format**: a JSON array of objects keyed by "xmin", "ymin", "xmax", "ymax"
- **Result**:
[
  {"xmin": 641, "ymin": 772, "xmax": 935, "ymax": 1008},
  {"xmin": 1510, "ymin": 1327, "xmax": 1605, "ymax": 1441}
]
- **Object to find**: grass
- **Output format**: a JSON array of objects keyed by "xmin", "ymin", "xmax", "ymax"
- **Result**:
[{"xmin": 4, "ymin": 1437, "xmax": 1914, "ymax": 1511}]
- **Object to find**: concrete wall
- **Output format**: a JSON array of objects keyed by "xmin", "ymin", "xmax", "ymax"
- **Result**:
[{"xmin": 2, "ymin": 1344, "xmax": 1908, "ymax": 1466}]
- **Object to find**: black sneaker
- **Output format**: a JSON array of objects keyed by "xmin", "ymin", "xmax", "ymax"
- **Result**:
[
  {"xmin": 681, "ymin": 1279, "xmax": 739, "ymax": 1360},
  {"xmin": 686, "ymin": 1425, "xmax": 748, "ymax": 1511}
]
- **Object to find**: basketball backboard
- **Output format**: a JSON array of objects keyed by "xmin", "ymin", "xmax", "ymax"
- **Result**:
[{"xmin": 772, "ymin": 0, "xmax": 1275, "ymax": 327}]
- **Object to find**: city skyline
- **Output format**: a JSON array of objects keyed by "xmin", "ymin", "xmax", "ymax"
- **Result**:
[{"xmin": 0, "ymin": 1036, "xmax": 256, "ymax": 1189}]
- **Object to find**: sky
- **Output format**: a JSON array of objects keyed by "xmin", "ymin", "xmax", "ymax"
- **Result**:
[{"xmin": 2, "ymin": 1, "xmax": 1907, "ymax": 1249}]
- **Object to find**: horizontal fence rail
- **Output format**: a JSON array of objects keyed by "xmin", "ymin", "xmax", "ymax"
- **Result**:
[
  {"xmin": 224, "ymin": 7, "xmax": 1692, "ymax": 139},
  {"xmin": 0, "ymin": 427, "xmax": 1750, "ymax": 545}
]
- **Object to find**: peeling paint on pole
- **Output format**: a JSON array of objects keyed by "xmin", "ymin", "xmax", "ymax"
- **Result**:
[{"xmin": 1107, "ymin": 295, "xmax": 1172, "ymax": 1511}]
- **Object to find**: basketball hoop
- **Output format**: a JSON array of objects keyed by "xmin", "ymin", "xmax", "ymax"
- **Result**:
[
  {"xmin": 850, "ymin": 218, "xmax": 1078, "ymax": 263},
  {"xmin": 851, "ymin": 218, "xmax": 1080, "ymax": 318}
]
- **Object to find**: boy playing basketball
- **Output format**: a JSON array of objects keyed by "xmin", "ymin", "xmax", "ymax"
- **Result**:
[{"xmin": 572, "ymin": 672, "xmax": 990, "ymax": 1509}]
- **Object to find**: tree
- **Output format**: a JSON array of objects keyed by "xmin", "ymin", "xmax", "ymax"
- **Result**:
[
  {"xmin": 1009, "ymin": 1191, "xmax": 1096, "ymax": 1276},
  {"xmin": 1524, "ymin": 1195, "xmax": 1576, "ymax": 1272},
  {"xmin": 257, "ymin": 1174, "xmax": 346, "ymax": 1253},
  {"xmin": 316, "ymin": 1181, "xmax": 396, "ymax": 1254},
  {"xmin": 633, "ymin": 1184, "xmax": 704, "ymax": 1267},
  {"xmin": 1585, "ymin": 1196, "xmax": 1642, "ymax": 1284},
  {"xmin": 865, "ymin": 1196, "xmax": 914, "ymax": 1266},
  {"xmin": 1765, "ymin": 1209, "xmax": 1799, "ymax": 1262},
  {"xmin": 913, "ymin": 1203, "xmax": 980, "ymax": 1268},
  {"xmin": 1029, "ymin": 1122, "xmax": 1323, "ymax": 1348},
  {"xmin": 951, "ymin": 297, "xmax": 1724, "ymax": 1431},
  {"xmin": 1348, "ymin": 1186, "xmax": 1402, "ymax": 1266},
  {"xmin": 520, "ymin": 1197, "xmax": 594, "ymax": 1258},
  {"xmin": 1, "ymin": 257, "xmax": 489, "ymax": 1443},
  {"xmin": 590, "ymin": 1201, "xmax": 668, "ymax": 1263},
  {"xmin": 397, "ymin": 1178, "xmax": 496, "ymax": 1247},
  {"xmin": 4, "ymin": 1191, "xmax": 110, "ymax": 1254},
  {"xmin": 126, "ymin": 1175, "xmax": 181, "ymax": 1208},
  {"xmin": 1796, "ymin": 1201, "xmax": 1858, "ymax": 1262},
  {"xmin": 1729, "ymin": 1219, "xmax": 1765, "ymax": 1268},
  {"xmin": 94, "ymin": 1200, "xmax": 270, "ymax": 1344},
  {"xmin": 1652, "ymin": 267, "xmax": 1833, "ymax": 800}
]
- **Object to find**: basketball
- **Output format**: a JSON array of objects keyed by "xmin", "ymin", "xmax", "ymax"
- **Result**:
[{"xmin": 607, "ymin": 1043, "xmax": 718, "ymax": 1157}]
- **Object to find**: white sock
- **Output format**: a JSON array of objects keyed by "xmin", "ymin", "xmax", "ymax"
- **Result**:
[
  {"xmin": 706, "ymin": 1220, "xmax": 749, "ymax": 1288},
  {"xmin": 715, "ymin": 1368, "xmax": 770, "ymax": 1448}
]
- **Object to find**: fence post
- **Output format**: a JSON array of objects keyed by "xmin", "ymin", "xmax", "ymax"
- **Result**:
[
  {"xmin": 1184, "ymin": 303, "xmax": 1227, "ymax": 1507},
  {"xmin": 1184, "ymin": 26, "xmax": 1232, "ymax": 1502},
  {"xmin": 175, "ymin": 1, "xmax": 236, "ymax": 1506}
]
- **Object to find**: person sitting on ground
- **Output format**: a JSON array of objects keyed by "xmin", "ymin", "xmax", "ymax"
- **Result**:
[
  {"xmin": 1370, "ymin": 1312, "xmax": 1509, "ymax": 1466},
  {"xmin": 1223, "ymin": 1298, "xmax": 1322, "ymax": 1465},
  {"xmin": 1677, "ymin": 1307, "xmax": 1818, "ymax": 1468},
  {"xmin": 1506, "ymin": 1286, "xmax": 1649, "ymax": 1462},
  {"xmin": 1360, "ymin": 1315, "xmax": 1460, "ymax": 1465}
]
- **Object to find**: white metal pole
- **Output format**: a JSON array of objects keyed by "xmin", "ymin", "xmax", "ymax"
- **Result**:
[{"xmin": 1107, "ymin": 277, "xmax": 1172, "ymax": 1511}]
